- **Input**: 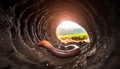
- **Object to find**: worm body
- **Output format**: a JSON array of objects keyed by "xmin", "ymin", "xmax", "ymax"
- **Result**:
[{"xmin": 36, "ymin": 40, "xmax": 80, "ymax": 58}]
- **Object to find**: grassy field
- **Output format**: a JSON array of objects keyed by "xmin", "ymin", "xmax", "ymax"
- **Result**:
[{"xmin": 59, "ymin": 33, "xmax": 88, "ymax": 40}]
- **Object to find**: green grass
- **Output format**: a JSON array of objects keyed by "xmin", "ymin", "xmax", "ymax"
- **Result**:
[{"xmin": 60, "ymin": 33, "xmax": 89, "ymax": 40}]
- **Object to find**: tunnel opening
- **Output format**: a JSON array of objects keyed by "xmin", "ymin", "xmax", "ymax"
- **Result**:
[{"xmin": 56, "ymin": 20, "xmax": 90, "ymax": 43}]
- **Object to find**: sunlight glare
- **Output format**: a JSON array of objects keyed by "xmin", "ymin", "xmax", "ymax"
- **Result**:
[{"xmin": 57, "ymin": 21, "xmax": 85, "ymax": 31}]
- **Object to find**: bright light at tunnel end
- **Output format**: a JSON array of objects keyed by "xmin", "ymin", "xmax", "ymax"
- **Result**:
[
  {"xmin": 58, "ymin": 21, "xmax": 84, "ymax": 30},
  {"xmin": 56, "ymin": 20, "xmax": 87, "ymax": 33},
  {"xmin": 56, "ymin": 20, "xmax": 90, "ymax": 43}
]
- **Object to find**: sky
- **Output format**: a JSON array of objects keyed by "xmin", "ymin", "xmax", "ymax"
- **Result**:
[{"xmin": 56, "ymin": 21, "xmax": 87, "ymax": 36}]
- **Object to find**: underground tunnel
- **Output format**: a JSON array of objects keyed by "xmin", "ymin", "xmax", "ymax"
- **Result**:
[{"xmin": 0, "ymin": 0, "xmax": 120, "ymax": 69}]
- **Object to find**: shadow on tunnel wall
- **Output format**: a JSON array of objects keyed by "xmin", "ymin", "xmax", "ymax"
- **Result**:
[{"xmin": 0, "ymin": 0, "xmax": 120, "ymax": 69}]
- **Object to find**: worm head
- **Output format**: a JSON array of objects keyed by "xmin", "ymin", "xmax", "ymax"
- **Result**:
[{"xmin": 36, "ymin": 40, "xmax": 52, "ymax": 48}]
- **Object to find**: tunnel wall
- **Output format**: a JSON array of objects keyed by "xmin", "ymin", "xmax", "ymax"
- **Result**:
[{"xmin": 0, "ymin": 0, "xmax": 120, "ymax": 69}]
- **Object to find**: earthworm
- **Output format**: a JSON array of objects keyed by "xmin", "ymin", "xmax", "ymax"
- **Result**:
[{"xmin": 36, "ymin": 40, "xmax": 80, "ymax": 58}]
